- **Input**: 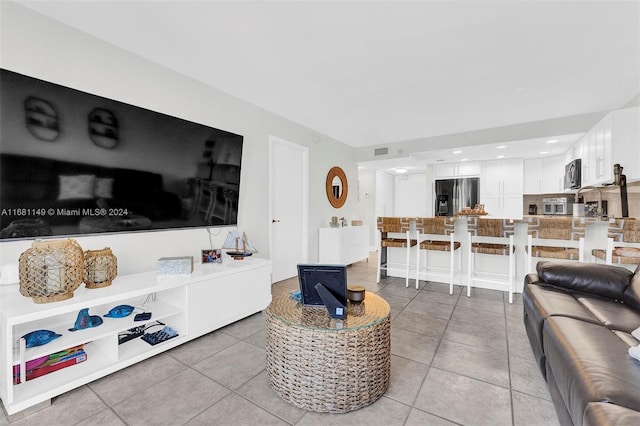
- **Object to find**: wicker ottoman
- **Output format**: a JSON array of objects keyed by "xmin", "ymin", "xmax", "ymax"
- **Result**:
[{"xmin": 265, "ymin": 293, "xmax": 391, "ymax": 413}]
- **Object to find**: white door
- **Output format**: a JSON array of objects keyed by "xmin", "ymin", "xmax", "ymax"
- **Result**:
[{"xmin": 269, "ymin": 136, "xmax": 308, "ymax": 283}]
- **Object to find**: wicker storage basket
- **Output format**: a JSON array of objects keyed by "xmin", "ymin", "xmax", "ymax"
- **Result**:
[
  {"xmin": 19, "ymin": 239, "xmax": 84, "ymax": 303},
  {"xmin": 83, "ymin": 248, "xmax": 117, "ymax": 289}
]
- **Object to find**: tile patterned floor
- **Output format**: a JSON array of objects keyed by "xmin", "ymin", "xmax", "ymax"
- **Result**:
[{"xmin": 1, "ymin": 254, "xmax": 559, "ymax": 425}]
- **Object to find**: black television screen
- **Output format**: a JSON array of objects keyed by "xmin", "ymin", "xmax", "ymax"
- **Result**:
[
  {"xmin": 0, "ymin": 69, "xmax": 243, "ymax": 240},
  {"xmin": 297, "ymin": 264, "xmax": 347, "ymax": 307}
]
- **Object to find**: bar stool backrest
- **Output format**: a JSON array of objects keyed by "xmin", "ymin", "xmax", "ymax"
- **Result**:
[
  {"xmin": 526, "ymin": 216, "xmax": 585, "ymax": 241},
  {"xmin": 376, "ymin": 217, "xmax": 412, "ymax": 234},
  {"xmin": 468, "ymin": 217, "xmax": 515, "ymax": 238},
  {"xmin": 606, "ymin": 218, "xmax": 640, "ymax": 243},
  {"xmin": 416, "ymin": 217, "xmax": 456, "ymax": 236}
]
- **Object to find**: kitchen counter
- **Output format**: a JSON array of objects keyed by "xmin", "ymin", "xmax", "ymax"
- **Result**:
[{"xmin": 380, "ymin": 215, "xmax": 637, "ymax": 294}]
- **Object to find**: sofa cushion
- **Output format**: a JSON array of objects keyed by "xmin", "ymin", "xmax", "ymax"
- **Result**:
[
  {"xmin": 621, "ymin": 262, "xmax": 640, "ymax": 311},
  {"xmin": 575, "ymin": 295, "xmax": 640, "ymax": 334},
  {"xmin": 543, "ymin": 317, "xmax": 640, "ymax": 425},
  {"xmin": 523, "ymin": 283, "xmax": 599, "ymax": 376},
  {"xmin": 536, "ymin": 260, "xmax": 633, "ymax": 301},
  {"xmin": 583, "ymin": 402, "xmax": 640, "ymax": 426}
]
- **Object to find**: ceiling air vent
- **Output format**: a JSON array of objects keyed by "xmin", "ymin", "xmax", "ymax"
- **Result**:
[{"xmin": 374, "ymin": 147, "xmax": 388, "ymax": 156}]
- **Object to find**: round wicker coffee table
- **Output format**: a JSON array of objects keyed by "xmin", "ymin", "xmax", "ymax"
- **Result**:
[{"xmin": 265, "ymin": 293, "xmax": 391, "ymax": 413}]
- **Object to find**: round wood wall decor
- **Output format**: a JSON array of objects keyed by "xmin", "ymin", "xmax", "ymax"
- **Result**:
[{"xmin": 326, "ymin": 166, "xmax": 348, "ymax": 208}]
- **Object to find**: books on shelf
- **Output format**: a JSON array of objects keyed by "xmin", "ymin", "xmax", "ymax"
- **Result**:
[{"xmin": 13, "ymin": 344, "xmax": 87, "ymax": 384}]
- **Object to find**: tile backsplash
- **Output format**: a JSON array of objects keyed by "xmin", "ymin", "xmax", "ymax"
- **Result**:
[{"xmin": 523, "ymin": 181, "xmax": 640, "ymax": 218}]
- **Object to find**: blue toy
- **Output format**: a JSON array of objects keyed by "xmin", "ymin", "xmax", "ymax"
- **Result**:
[
  {"xmin": 21, "ymin": 330, "xmax": 62, "ymax": 348},
  {"xmin": 104, "ymin": 304, "xmax": 135, "ymax": 318},
  {"xmin": 69, "ymin": 308, "xmax": 103, "ymax": 332}
]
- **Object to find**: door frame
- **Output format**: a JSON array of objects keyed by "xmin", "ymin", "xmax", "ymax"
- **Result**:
[{"xmin": 268, "ymin": 135, "xmax": 309, "ymax": 282}]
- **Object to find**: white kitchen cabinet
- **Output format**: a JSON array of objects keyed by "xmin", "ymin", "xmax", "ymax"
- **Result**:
[
  {"xmin": 524, "ymin": 155, "xmax": 564, "ymax": 194},
  {"xmin": 481, "ymin": 159, "xmax": 523, "ymax": 218},
  {"xmin": 319, "ymin": 225, "xmax": 370, "ymax": 265},
  {"xmin": 433, "ymin": 161, "xmax": 481, "ymax": 179},
  {"xmin": 576, "ymin": 106, "xmax": 639, "ymax": 187},
  {"xmin": 0, "ymin": 258, "xmax": 271, "ymax": 415}
]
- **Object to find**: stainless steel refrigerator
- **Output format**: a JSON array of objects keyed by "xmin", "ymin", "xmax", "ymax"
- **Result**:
[{"xmin": 435, "ymin": 178, "xmax": 479, "ymax": 216}]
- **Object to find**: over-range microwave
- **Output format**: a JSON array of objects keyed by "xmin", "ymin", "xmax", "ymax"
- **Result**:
[{"xmin": 564, "ymin": 158, "xmax": 582, "ymax": 190}]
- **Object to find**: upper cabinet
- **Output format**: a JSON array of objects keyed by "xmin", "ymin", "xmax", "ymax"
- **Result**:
[
  {"xmin": 481, "ymin": 158, "xmax": 523, "ymax": 219},
  {"xmin": 432, "ymin": 161, "xmax": 481, "ymax": 179},
  {"xmin": 576, "ymin": 106, "xmax": 639, "ymax": 186},
  {"xmin": 524, "ymin": 155, "xmax": 564, "ymax": 194}
]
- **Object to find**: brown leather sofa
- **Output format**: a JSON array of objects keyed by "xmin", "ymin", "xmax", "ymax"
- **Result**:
[{"xmin": 523, "ymin": 260, "xmax": 640, "ymax": 426}]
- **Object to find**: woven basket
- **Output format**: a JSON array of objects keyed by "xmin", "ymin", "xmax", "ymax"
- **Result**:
[
  {"xmin": 19, "ymin": 239, "xmax": 84, "ymax": 303},
  {"xmin": 83, "ymin": 247, "xmax": 117, "ymax": 289}
]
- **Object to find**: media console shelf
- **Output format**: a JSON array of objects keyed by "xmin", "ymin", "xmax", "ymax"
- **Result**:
[{"xmin": 0, "ymin": 257, "xmax": 271, "ymax": 415}]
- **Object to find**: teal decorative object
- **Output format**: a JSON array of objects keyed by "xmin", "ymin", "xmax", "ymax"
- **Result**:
[
  {"xmin": 104, "ymin": 304, "xmax": 134, "ymax": 318},
  {"xmin": 21, "ymin": 330, "xmax": 62, "ymax": 348},
  {"xmin": 69, "ymin": 308, "xmax": 103, "ymax": 332}
]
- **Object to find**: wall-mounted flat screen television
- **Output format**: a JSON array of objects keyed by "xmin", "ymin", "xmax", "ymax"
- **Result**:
[{"xmin": 0, "ymin": 69, "xmax": 243, "ymax": 240}]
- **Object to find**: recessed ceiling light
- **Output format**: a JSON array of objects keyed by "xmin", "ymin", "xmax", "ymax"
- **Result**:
[
  {"xmin": 453, "ymin": 150, "xmax": 462, "ymax": 154},
  {"xmin": 496, "ymin": 145, "xmax": 507, "ymax": 149},
  {"xmin": 497, "ymin": 155, "xmax": 505, "ymax": 159},
  {"xmin": 546, "ymin": 139, "xmax": 558, "ymax": 144},
  {"xmin": 461, "ymin": 158, "xmax": 469, "ymax": 162},
  {"xmin": 540, "ymin": 151, "xmax": 549, "ymax": 154},
  {"xmin": 394, "ymin": 168, "xmax": 408, "ymax": 174}
]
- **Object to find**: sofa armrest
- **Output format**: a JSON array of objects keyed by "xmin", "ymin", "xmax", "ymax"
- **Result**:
[{"xmin": 524, "ymin": 273, "xmax": 539, "ymax": 286}]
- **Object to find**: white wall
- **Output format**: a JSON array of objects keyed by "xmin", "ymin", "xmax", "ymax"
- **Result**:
[
  {"xmin": 356, "ymin": 168, "xmax": 376, "ymax": 248},
  {"xmin": 0, "ymin": 2, "xmax": 359, "ymax": 273},
  {"xmin": 393, "ymin": 173, "xmax": 428, "ymax": 217}
]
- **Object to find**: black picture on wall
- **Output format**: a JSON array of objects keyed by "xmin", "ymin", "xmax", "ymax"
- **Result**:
[{"xmin": 0, "ymin": 69, "xmax": 244, "ymax": 240}]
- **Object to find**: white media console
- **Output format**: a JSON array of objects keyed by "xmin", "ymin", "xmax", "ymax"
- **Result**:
[{"xmin": 0, "ymin": 257, "xmax": 271, "ymax": 415}]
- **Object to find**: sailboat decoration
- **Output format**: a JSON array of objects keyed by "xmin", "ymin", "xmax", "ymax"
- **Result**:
[{"xmin": 223, "ymin": 230, "xmax": 257, "ymax": 259}]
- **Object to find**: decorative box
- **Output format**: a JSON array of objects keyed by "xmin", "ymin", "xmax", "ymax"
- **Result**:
[{"xmin": 157, "ymin": 256, "xmax": 194, "ymax": 276}]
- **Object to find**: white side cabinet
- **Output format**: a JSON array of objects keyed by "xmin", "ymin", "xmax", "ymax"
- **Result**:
[
  {"xmin": 319, "ymin": 226, "xmax": 370, "ymax": 265},
  {"xmin": 0, "ymin": 257, "xmax": 271, "ymax": 415}
]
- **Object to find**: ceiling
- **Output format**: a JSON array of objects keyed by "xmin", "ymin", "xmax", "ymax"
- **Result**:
[{"xmin": 14, "ymin": 0, "xmax": 640, "ymax": 172}]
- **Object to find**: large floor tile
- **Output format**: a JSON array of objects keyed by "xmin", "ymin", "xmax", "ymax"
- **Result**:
[
  {"xmin": 414, "ymin": 367, "xmax": 512, "ymax": 425},
  {"xmin": 450, "ymin": 305, "xmax": 506, "ymax": 328},
  {"xmin": 392, "ymin": 310, "xmax": 448, "ymax": 338},
  {"xmin": 186, "ymin": 393, "xmax": 288, "ymax": 426},
  {"xmin": 88, "ymin": 353, "xmax": 186, "ymax": 406},
  {"xmin": 167, "ymin": 330, "xmax": 239, "ymax": 365},
  {"xmin": 193, "ymin": 341, "xmax": 266, "ymax": 389},
  {"xmin": 404, "ymin": 408, "xmax": 458, "ymax": 426},
  {"xmin": 512, "ymin": 390, "xmax": 560, "ymax": 426},
  {"xmin": 112, "ymin": 368, "xmax": 229, "ymax": 425},
  {"xmin": 403, "ymin": 297, "xmax": 455, "ymax": 320},
  {"xmin": 295, "ymin": 396, "xmax": 411, "ymax": 426},
  {"xmin": 507, "ymin": 327, "xmax": 537, "ymax": 360},
  {"xmin": 510, "ymin": 354, "xmax": 552, "ymax": 401},
  {"xmin": 413, "ymin": 288, "xmax": 460, "ymax": 306},
  {"xmin": 455, "ymin": 294, "xmax": 505, "ymax": 314},
  {"xmin": 236, "ymin": 370, "xmax": 307, "ymax": 425},
  {"xmin": 385, "ymin": 355, "xmax": 429, "ymax": 405},
  {"xmin": 377, "ymin": 282, "xmax": 421, "ymax": 299},
  {"xmin": 442, "ymin": 318, "xmax": 508, "ymax": 353},
  {"xmin": 219, "ymin": 312, "xmax": 266, "ymax": 339},
  {"xmin": 10, "ymin": 386, "xmax": 107, "ymax": 426},
  {"xmin": 432, "ymin": 339, "xmax": 510, "ymax": 388},
  {"xmin": 74, "ymin": 408, "xmax": 126, "ymax": 426},
  {"xmin": 391, "ymin": 328, "xmax": 439, "ymax": 364}
]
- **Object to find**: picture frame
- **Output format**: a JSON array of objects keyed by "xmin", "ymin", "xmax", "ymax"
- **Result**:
[{"xmin": 201, "ymin": 249, "xmax": 222, "ymax": 264}]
